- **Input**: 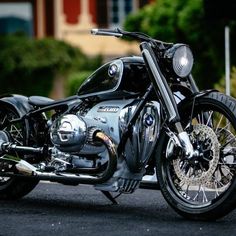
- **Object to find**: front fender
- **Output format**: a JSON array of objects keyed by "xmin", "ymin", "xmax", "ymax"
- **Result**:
[
  {"xmin": 177, "ymin": 89, "xmax": 218, "ymax": 108},
  {"xmin": 171, "ymin": 83, "xmax": 218, "ymax": 105},
  {"xmin": 154, "ymin": 89, "xmax": 218, "ymax": 161},
  {"xmin": 0, "ymin": 94, "xmax": 32, "ymax": 117}
]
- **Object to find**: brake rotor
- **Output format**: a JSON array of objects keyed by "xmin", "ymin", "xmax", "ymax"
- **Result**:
[{"xmin": 173, "ymin": 124, "xmax": 220, "ymax": 186}]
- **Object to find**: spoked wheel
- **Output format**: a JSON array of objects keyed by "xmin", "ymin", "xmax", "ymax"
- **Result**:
[
  {"xmin": 156, "ymin": 92, "xmax": 236, "ymax": 220},
  {"xmin": 0, "ymin": 106, "xmax": 38, "ymax": 200}
]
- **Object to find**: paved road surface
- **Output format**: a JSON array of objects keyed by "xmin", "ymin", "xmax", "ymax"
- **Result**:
[{"xmin": 0, "ymin": 182, "xmax": 235, "ymax": 236}]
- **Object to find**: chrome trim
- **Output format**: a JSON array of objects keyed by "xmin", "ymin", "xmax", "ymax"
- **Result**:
[
  {"xmin": 142, "ymin": 49, "xmax": 177, "ymax": 122},
  {"xmin": 177, "ymin": 131, "xmax": 195, "ymax": 158},
  {"xmin": 91, "ymin": 28, "xmax": 123, "ymax": 37},
  {"xmin": 50, "ymin": 114, "xmax": 87, "ymax": 152},
  {"xmin": 0, "ymin": 131, "xmax": 118, "ymax": 184},
  {"xmin": 91, "ymin": 28, "xmax": 99, "ymax": 35},
  {"xmin": 166, "ymin": 130, "xmax": 195, "ymax": 159}
]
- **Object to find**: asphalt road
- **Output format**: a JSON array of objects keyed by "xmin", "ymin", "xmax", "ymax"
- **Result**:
[{"xmin": 0, "ymin": 182, "xmax": 235, "ymax": 236}]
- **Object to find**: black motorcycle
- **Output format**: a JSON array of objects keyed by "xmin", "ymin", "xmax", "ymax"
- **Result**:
[{"xmin": 0, "ymin": 28, "xmax": 236, "ymax": 220}]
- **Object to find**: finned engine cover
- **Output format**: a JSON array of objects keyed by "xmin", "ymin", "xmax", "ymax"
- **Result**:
[{"xmin": 50, "ymin": 114, "xmax": 87, "ymax": 152}]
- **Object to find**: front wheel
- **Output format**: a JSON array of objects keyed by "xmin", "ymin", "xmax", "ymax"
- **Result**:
[{"xmin": 156, "ymin": 92, "xmax": 236, "ymax": 220}]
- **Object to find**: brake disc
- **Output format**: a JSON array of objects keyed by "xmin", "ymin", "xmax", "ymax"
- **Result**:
[{"xmin": 173, "ymin": 124, "xmax": 220, "ymax": 186}]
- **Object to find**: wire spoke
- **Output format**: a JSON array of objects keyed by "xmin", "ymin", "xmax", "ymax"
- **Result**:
[
  {"xmin": 216, "ymin": 121, "xmax": 231, "ymax": 134},
  {"xmin": 9, "ymin": 124, "xmax": 23, "ymax": 145},
  {"xmin": 201, "ymin": 185, "xmax": 208, "ymax": 203},
  {"xmin": 206, "ymin": 111, "xmax": 214, "ymax": 127},
  {"xmin": 215, "ymin": 114, "xmax": 224, "ymax": 131},
  {"xmin": 0, "ymin": 110, "xmax": 24, "ymax": 185},
  {"xmin": 168, "ymin": 102, "xmax": 236, "ymax": 208},
  {"xmin": 0, "ymin": 114, "xmax": 7, "ymax": 127},
  {"xmin": 193, "ymin": 185, "xmax": 201, "ymax": 201}
]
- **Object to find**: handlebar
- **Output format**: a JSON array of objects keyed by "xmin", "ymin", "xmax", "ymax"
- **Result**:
[
  {"xmin": 91, "ymin": 28, "xmax": 173, "ymax": 48},
  {"xmin": 91, "ymin": 28, "xmax": 152, "ymax": 41},
  {"xmin": 91, "ymin": 28, "xmax": 123, "ymax": 38}
]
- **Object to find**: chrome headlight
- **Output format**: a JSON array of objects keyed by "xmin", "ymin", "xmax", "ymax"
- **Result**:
[{"xmin": 164, "ymin": 44, "xmax": 194, "ymax": 78}]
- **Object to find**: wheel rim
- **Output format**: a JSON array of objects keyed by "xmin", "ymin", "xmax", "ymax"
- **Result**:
[
  {"xmin": 164, "ymin": 105, "xmax": 236, "ymax": 208},
  {"xmin": 0, "ymin": 108, "xmax": 23, "ymax": 186}
]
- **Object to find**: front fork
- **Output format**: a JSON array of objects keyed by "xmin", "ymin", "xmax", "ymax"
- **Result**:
[{"xmin": 141, "ymin": 42, "xmax": 195, "ymax": 159}]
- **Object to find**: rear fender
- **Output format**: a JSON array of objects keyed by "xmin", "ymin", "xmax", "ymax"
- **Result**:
[
  {"xmin": 0, "ymin": 94, "xmax": 32, "ymax": 118},
  {"xmin": 0, "ymin": 94, "xmax": 43, "ymax": 146}
]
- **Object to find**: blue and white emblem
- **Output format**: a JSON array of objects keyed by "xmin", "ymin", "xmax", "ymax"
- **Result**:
[
  {"xmin": 144, "ymin": 114, "xmax": 154, "ymax": 126},
  {"xmin": 108, "ymin": 64, "xmax": 118, "ymax": 77}
]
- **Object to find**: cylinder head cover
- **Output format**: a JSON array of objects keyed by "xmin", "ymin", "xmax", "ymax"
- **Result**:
[{"xmin": 50, "ymin": 114, "xmax": 87, "ymax": 152}]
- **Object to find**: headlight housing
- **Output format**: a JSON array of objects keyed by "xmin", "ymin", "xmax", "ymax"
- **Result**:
[{"xmin": 164, "ymin": 44, "xmax": 194, "ymax": 78}]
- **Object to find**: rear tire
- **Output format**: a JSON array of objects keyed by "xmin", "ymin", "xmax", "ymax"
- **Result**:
[
  {"xmin": 0, "ymin": 178, "xmax": 39, "ymax": 200},
  {"xmin": 0, "ymin": 105, "xmax": 38, "ymax": 200},
  {"xmin": 156, "ymin": 92, "xmax": 236, "ymax": 220}
]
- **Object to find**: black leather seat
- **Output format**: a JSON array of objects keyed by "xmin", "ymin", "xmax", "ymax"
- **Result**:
[
  {"xmin": 28, "ymin": 95, "xmax": 80, "ymax": 108},
  {"xmin": 28, "ymin": 96, "xmax": 55, "ymax": 107}
]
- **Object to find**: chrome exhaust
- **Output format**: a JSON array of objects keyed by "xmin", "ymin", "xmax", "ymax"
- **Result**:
[{"xmin": 0, "ymin": 131, "xmax": 118, "ymax": 185}]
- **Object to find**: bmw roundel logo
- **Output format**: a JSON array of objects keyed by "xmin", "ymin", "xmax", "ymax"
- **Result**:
[
  {"xmin": 108, "ymin": 64, "xmax": 118, "ymax": 77},
  {"xmin": 144, "ymin": 114, "xmax": 154, "ymax": 126}
]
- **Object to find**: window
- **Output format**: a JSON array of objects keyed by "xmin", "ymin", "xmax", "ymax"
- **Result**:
[
  {"xmin": 109, "ymin": 0, "xmax": 133, "ymax": 27},
  {"xmin": 0, "ymin": 2, "xmax": 33, "ymax": 36},
  {"xmin": 96, "ymin": 0, "xmax": 150, "ymax": 28}
]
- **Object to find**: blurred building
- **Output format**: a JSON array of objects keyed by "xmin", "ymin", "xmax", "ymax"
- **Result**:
[{"xmin": 0, "ymin": 0, "xmax": 153, "ymax": 57}]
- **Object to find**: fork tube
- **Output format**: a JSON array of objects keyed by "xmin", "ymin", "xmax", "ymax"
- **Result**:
[
  {"xmin": 141, "ymin": 42, "xmax": 195, "ymax": 158},
  {"xmin": 141, "ymin": 42, "xmax": 180, "ymax": 124},
  {"xmin": 188, "ymin": 74, "xmax": 199, "ymax": 93}
]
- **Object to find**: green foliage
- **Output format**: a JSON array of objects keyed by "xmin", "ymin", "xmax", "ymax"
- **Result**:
[
  {"xmin": 0, "ymin": 35, "xmax": 102, "ymax": 96},
  {"xmin": 66, "ymin": 54, "xmax": 102, "ymax": 96},
  {"xmin": 79, "ymin": 54, "xmax": 103, "ymax": 71},
  {"xmin": 124, "ymin": 0, "xmax": 235, "ymax": 89},
  {"xmin": 66, "ymin": 71, "xmax": 92, "ymax": 96},
  {"xmin": 214, "ymin": 67, "xmax": 236, "ymax": 98}
]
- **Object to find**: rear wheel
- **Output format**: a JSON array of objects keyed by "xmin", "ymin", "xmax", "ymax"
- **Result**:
[
  {"xmin": 156, "ymin": 92, "xmax": 236, "ymax": 220},
  {"xmin": 0, "ymin": 106, "xmax": 38, "ymax": 200}
]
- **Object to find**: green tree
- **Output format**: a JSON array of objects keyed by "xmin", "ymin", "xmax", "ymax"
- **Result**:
[
  {"xmin": 124, "ymin": 0, "xmax": 236, "ymax": 89},
  {"xmin": 0, "ymin": 35, "xmax": 102, "ymax": 97},
  {"xmin": 215, "ymin": 67, "xmax": 236, "ymax": 98}
]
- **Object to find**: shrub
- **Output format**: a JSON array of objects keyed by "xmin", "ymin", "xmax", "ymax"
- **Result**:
[
  {"xmin": 66, "ymin": 71, "xmax": 92, "ymax": 96},
  {"xmin": 124, "ymin": 0, "xmax": 236, "ymax": 89},
  {"xmin": 0, "ymin": 35, "xmax": 102, "ymax": 97},
  {"xmin": 214, "ymin": 66, "xmax": 236, "ymax": 98}
]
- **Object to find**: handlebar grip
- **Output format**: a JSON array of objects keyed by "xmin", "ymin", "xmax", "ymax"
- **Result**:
[{"xmin": 91, "ymin": 28, "xmax": 123, "ymax": 37}]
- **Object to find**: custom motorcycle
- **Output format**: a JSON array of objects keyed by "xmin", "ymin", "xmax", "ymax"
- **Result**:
[{"xmin": 0, "ymin": 28, "xmax": 236, "ymax": 220}]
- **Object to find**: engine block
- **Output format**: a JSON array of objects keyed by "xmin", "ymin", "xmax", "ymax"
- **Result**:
[{"xmin": 49, "ymin": 99, "xmax": 160, "ymax": 177}]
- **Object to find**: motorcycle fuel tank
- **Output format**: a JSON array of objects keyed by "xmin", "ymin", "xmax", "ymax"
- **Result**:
[{"xmin": 77, "ymin": 56, "xmax": 149, "ymax": 99}]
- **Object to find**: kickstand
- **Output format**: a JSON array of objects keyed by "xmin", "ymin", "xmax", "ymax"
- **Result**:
[{"xmin": 101, "ymin": 191, "xmax": 118, "ymax": 205}]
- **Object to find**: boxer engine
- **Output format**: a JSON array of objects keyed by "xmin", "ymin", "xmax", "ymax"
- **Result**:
[{"xmin": 49, "ymin": 99, "xmax": 160, "ymax": 175}]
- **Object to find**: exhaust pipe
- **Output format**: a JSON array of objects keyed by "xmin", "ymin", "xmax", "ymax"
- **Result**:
[{"xmin": 0, "ymin": 131, "xmax": 117, "ymax": 185}]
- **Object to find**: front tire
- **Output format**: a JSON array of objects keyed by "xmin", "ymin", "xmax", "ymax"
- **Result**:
[{"xmin": 156, "ymin": 92, "xmax": 236, "ymax": 220}]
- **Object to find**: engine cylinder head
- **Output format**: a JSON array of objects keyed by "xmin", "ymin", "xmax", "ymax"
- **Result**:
[{"xmin": 50, "ymin": 114, "xmax": 87, "ymax": 152}]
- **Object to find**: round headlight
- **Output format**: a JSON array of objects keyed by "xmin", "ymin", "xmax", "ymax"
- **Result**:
[{"xmin": 165, "ymin": 44, "xmax": 194, "ymax": 78}]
